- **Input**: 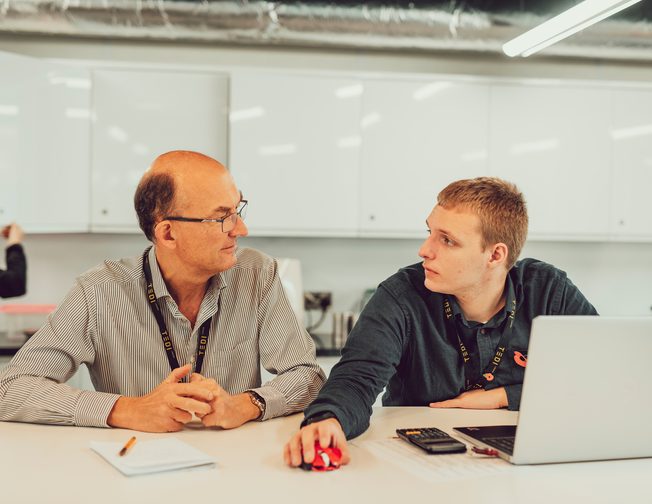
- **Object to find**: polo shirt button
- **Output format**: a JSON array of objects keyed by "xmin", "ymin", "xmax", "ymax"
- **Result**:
[{"xmin": 479, "ymin": 328, "xmax": 486, "ymax": 335}]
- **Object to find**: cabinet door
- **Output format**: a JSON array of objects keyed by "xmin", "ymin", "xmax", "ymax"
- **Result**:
[
  {"xmin": 610, "ymin": 89, "xmax": 652, "ymax": 240},
  {"xmin": 359, "ymin": 79, "xmax": 490, "ymax": 237},
  {"xmin": 229, "ymin": 72, "xmax": 361, "ymax": 236},
  {"xmin": 91, "ymin": 70, "xmax": 228, "ymax": 232},
  {"xmin": 0, "ymin": 51, "xmax": 90, "ymax": 232},
  {"xmin": 489, "ymin": 84, "xmax": 611, "ymax": 240}
]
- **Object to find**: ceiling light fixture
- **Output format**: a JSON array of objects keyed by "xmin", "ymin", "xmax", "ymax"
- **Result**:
[{"xmin": 503, "ymin": 0, "xmax": 643, "ymax": 57}]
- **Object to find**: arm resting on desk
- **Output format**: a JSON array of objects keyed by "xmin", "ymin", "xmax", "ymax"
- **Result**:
[
  {"xmin": 0, "ymin": 282, "xmax": 119, "ymax": 427},
  {"xmin": 303, "ymin": 284, "xmax": 406, "ymax": 439},
  {"xmin": 249, "ymin": 257, "xmax": 326, "ymax": 420}
]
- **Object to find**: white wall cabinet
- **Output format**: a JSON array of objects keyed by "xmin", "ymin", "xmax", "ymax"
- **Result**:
[
  {"xmin": 229, "ymin": 72, "xmax": 362, "ymax": 236},
  {"xmin": 0, "ymin": 51, "xmax": 91, "ymax": 232},
  {"xmin": 488, "ymin": 84, "xmax": 612, "ymax": 240},
  {"xmin": 359, "ymin": 78, "xmax": 490, "ymax": 237},
  {"xmin": 610, "ymin": 89, "xmax": 652, "ymax": 239},
  {"xmin": 2, "ymin": 57, "xmax": 651, "ymax": 243},
  {"xmin": 91, "ymin": 69, "xmax": 228, "ymax": 232}
]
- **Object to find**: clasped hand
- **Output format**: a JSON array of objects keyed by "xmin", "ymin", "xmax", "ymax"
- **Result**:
[{"xmin": 107, "ymin": 364, "xmax": 260, "ymax": 432}]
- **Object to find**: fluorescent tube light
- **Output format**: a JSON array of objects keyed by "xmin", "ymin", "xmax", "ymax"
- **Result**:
[{"xmin": 503, "ymin": 0, "xmax": 643, "ymax": 57}]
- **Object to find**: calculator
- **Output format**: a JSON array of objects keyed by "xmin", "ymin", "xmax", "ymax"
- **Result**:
[{"xmin": 396, "ymin": 427, "xmax": 467, "ymax": 454}]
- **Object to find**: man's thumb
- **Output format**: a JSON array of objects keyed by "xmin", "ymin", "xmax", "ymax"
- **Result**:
[{"xmin": 165, "ymin": 363, "xmax": 192, "ymax": 383}]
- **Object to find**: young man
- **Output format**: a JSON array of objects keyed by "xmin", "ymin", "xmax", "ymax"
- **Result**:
[
  {"xmin": 284, "ymin": 177, "xmax": 597, "ymax": 467},
  {"xmin": 0, "ymin": 151, "xmax": 324, "ymax": 432}
]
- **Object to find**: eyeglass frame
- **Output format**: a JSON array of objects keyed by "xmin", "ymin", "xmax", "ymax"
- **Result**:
[{"xmin": 163, "ymin": 199, "xmax": 248, "ymax": 233}]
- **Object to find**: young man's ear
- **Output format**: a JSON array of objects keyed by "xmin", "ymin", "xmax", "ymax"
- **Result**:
[
  {"xmin": 153, "ymin": 220, "xmax": 177, "ymax": 249},
  {"xmin": 488, "ymin": 243, "xmax": 509, "ymax": 269}
]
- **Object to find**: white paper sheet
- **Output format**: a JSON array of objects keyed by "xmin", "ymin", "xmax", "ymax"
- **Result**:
[
  {"xmin": 90, "ymin": 437, "xmax": 216, "ymax": 476},
  {"xmin": 361, "ymin": 438, "xmax": 511, "ymax": 482}
]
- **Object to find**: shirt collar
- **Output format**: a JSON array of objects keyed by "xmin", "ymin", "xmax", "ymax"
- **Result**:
[
  {"xmin": 449, "ymin": 274, "xmax": 517, "ymax": 328},
  {"xmin": 146, "ymin": 246, "xmax": 228, "ymax": 302},
  {"xmin": 147, "ymin": 246, "xmax": 172, "ymax": 300}
]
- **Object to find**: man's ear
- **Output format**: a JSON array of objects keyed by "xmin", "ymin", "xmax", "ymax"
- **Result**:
[
  {"xmin": 488, "ymin": 242, "xmax": 509, "ymax": 269},
  {"xmin": 153, "ymin": 220, "xmax": 176, "ymax": 250}
]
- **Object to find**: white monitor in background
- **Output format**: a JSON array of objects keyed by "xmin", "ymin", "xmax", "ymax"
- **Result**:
[{"xmin": 276, "ymin": 258, "xmax": 305, "ymax": 327}]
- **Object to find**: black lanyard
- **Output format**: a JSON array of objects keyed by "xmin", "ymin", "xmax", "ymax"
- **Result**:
[
  {"xmin": 443, "ymin": 297, "xmax": 516, "ymax": 391},
  {"xmin": 142, "ymin": 248, "xmax": 211, "ymax": 375}
]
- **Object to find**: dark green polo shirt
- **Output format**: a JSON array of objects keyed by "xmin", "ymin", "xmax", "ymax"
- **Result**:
[{"xmin": 303, "ymin": 258, "xmax": 598, "ymax": 439}]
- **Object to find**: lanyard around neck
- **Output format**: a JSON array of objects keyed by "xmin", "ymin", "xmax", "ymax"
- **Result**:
[
  {"xmin": 142, "ymin": 248, "xmax": 211, "ymax": 375},
  {"xmin": 443, "ymin": 297, "xmax": 516, "ymax": 391}
]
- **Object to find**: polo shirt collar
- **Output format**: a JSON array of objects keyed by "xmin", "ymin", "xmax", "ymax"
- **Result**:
[{"xmin": 450, "ymin": 274, "xmax": 517, "ymax": 328}]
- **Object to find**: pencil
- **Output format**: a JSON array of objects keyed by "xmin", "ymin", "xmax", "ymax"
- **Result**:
[{"xmin": 118, "ymin": 436, "xmax": 137, "ymax": 456}]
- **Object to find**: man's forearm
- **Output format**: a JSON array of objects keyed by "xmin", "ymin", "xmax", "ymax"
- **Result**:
[{"xmin": 0, "ymin": 375, "xmax": 119, "ymax": 427}]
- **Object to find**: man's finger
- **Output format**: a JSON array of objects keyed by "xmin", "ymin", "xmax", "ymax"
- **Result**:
[
  {"xmin": 335, "ymin": 432, "xmax": 351, "ymax": 465},
  {"xmin": 300, "ymin": 428, "xmax": 317, "ymax": 464},
  {"xmin": 318, "ymin": 428, "xmax": 334, "ymax": 450},
  {"xmin": 288, "ymin": 432, "xmax": 304, "ymax": 467},
  {"xmin": 165, "ymin": 364, "xmax": 192, "ymax": 384},
  {"xmin": 201, "ymin": 411, "xmax": 219, "ymax": 428},
  {"xmin": 430, "ymin": 399, "xmax": 457, "ymax": 408},
  {"xmin": 190, "ymin": 373, "xmax": 204, "ymax": 383},
  {"xmin": 170, "ymin": 396, "xmax": 213, "ymax": 416},
  {"xmin": 172, "ymin": 383, "xmax": 215, "ymax": 402},
  {"xmin": 169, "ymin": 408, "xmax": 193, "ymax": 425},
  {"xmin": 283, "ymin": 443, "xmax": 292, "ymax": 466}
]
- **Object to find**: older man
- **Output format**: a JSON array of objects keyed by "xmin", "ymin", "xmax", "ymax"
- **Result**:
[{"xmin": 0, "ymin": 151, "xmax": 324, "ymax": 432}]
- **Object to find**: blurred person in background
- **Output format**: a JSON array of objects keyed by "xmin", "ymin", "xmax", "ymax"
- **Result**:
[{"xmin": 0, "ymin": 224, "xmax": 26, "ymax": 298}]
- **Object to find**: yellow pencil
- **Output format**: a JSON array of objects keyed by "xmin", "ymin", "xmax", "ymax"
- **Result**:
[{"xmin": 118, "ymin": 436, "xmax": 137, "ymax": 456}]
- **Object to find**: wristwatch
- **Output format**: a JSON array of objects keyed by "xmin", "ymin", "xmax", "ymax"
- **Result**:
[{"xmin": 247, "ymin": 390, "xmax": 266, "ymax": 421}]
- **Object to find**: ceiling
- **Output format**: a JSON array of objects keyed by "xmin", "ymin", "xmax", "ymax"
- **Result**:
[{"xmin": 0, "ymin": 1, "xmax": 651, "ymax": 61}]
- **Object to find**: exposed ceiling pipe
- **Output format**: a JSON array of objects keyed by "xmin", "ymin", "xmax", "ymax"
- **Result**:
[{"xmin": 0, "ymin": 1, "xmax": 651, "ymax": 61}]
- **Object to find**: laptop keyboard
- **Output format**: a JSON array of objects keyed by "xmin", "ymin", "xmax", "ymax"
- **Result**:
[{"xmin": 483, "ymin": 436, "xmax": 515, "ymax": 455}]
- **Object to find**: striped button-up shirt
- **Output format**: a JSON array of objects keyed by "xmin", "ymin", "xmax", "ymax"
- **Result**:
[{"xmin": 0, "ymin": 246, "xmax": 325, "ymax": 427}]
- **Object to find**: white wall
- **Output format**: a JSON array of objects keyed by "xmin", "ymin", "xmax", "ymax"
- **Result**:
[{"xmin": 1, "ymin": 34, "xmax": 651, "ymax": 328}]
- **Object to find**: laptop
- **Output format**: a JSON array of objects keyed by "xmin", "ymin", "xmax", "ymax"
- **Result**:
[{"xmin": 453, "ymin": 316, "xmax": 652, "ymax": 465}]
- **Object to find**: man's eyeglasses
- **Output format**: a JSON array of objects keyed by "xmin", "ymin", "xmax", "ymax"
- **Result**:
[{"xmin": 164, "ymin": 200, "xmax": 248, "ymax": 233}]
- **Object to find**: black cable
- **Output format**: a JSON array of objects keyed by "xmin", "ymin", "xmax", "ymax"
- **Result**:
[{"xmin": 307, "ymin": 307, "xmax": 328, "ymax": 333}]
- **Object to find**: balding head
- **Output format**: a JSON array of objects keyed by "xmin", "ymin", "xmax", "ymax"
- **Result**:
[{"xmin": 134, "ymin": 150, "xmax": 230, "ymax": 241}]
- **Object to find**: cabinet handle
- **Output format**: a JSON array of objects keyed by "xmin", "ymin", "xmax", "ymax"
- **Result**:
[{"xmin": 102, "ymin": 209, "xmax": 108, "ymax": 216}]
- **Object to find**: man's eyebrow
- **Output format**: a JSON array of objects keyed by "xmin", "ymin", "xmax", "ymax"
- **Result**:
[
  {"xmin": 211, "ymin": 193, "xmax": 244, "ymax": 215},
  {"xmin": 435, "ymin": 226, "xmax": 461, "ymax": 242},
  {"xmin": 212, "ymin": 205, "xmax": 233, "ymax": 214}
]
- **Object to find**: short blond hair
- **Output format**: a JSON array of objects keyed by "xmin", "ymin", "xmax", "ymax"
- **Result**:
[{"xmin": 437, "ymin": 177, "xmax": 528, "ymax": 269}]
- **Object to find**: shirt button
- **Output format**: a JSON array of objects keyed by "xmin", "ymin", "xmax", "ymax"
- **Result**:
[{"xmin": 479, "ymin": 329, "xmax": 486, "ymax": 335}]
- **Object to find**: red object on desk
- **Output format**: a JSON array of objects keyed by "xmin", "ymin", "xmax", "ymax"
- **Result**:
[{"xmin": 306, "ymin": 442, "xmax": 342, "ymax": 472}]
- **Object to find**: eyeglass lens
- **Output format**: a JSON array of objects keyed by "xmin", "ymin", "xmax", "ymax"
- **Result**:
[{"xmin": 222, "ymin": 201, "xmax": 247, "ymax": 233}]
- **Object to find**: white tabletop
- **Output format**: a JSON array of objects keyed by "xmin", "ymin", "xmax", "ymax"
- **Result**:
[{"xmin": 1, "ymin": 407, "xmax": 650, "ymax": 504}]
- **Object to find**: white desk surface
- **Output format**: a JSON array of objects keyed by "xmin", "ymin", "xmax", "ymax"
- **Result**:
[{"xmin": 1, "ymin": 407, "xmax": 650, "ymax": 504}]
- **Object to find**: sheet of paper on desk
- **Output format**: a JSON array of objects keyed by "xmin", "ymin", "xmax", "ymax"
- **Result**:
[
  {"xmin": 361, "ymin": 439, "xmax": 510, "ymax": 483},
  {"xmin": 90, "ymin": 438, "xmax": 216, "ymax": 476}
]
